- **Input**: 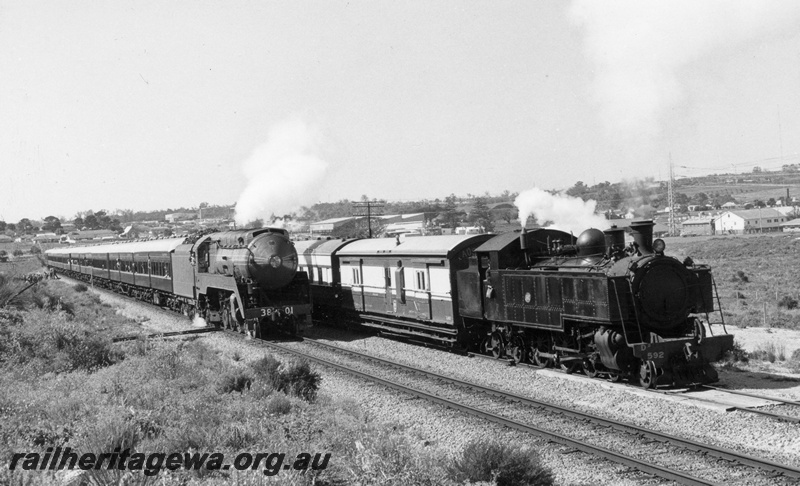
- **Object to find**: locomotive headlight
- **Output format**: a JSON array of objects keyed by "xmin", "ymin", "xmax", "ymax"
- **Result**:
[
  {"xmin": 653, "ymin": 238, "xmax": 666, "ymax": 254},
  {"xmin": 269, "ymin": 255, "xmax": 283, "ymax": 268}
]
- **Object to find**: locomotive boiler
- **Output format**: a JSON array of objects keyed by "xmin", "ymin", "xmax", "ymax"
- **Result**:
[
  {"xmin": 45, "ymin": 228, "xmax": 311, "ymax": 336},
  {"xmin": 456, "ymin": 220, "xmax": 734, "ymax": 388}
]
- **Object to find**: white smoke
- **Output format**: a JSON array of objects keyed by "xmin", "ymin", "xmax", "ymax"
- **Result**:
[
  {"xmin": 269, "ymin": 217, "xmax": 307, "ymax": 233},
  {"xmin": 514, "ymin": 188, "xmax": 608, "ymax": 235},
  {"xmin": 235, "ymin": 116, "xmax": 328, "ymax": 225},
  {"xmin": 192, "ymin": 315, "xmax": 207, "ymax": 328},
  {"xmin": 569, "ymin": 0, "xmax": 800, "ymax": 138}
]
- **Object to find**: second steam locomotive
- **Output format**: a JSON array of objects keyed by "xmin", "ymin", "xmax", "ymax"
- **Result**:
[{"xmin": 295, "ymin": 220, "xmax": 733, "ymax": 389}]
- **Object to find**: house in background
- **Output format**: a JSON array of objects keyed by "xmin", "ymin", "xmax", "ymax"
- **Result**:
[
  {"xmin": 714, "ymin": 209, "xmax": 785, "ymax": 234},
  {"xmin": 681, "ymin": 217, "xmax": 715, "ymax": 236}
]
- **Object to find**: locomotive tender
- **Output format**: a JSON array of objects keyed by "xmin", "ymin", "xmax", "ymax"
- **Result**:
[
  {"xmin": 296, "ymin": 220, "xmax": 734, "ymax": 389},
  {"xmin": 44, "ymin": 228, "xmax": 311, "ymax": 336}
]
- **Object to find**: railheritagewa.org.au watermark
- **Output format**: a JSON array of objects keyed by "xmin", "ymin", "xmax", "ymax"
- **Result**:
[{"xmin": 9, "ymin": 447, "xmax": 331, "ymax": 477}]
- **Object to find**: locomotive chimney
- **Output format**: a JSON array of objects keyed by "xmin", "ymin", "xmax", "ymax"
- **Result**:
[
  {"xmin": 519, "ymin": 227, "xmax": 528, "ymax": 251},
  {"xmin": 603, "ymin": 226, "xmax": 625, "ymax": 255},
  {"xmin": 629, "ymin": 220, "xmax": 655, "ymax": 255}
]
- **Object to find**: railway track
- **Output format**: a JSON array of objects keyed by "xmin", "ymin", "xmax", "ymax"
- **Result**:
[
  {"xmin": 467, "ymin": 349, "xmax": 800, "ymax": 424},
  {"xmin": 243, "ymin": 336, "xmax": 800, "ymax": 485},
  {"xmin": 91, "ymin": 284, "xmax": 800, "ymax": 484}
]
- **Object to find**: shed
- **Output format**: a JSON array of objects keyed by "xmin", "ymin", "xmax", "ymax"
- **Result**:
[{"xmin": 681, "ymin": 217, "xmax": 715, "ymax": 237}]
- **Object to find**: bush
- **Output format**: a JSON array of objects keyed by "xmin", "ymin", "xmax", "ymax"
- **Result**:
[
  {"xmin": 449, "ymin": 440, "xmax": 554, "ymax": 486},
  {"xmin": 778, "ymin": 295, "xmax": 798, "ymax": 310},
  {"xmin": 73, "ymin": 283, "xmax": 88, "ymax": 292},
  {"xmin": 266, "ymin": 393, "xmax": 292, "ymax": 415},
  {"xmin": 217, "ymin": 370, "xmax": 252, "ymax": 394},
  {"xmin": 722, "ymin": 340, "xmax": 749, "ymax": 364},
  {"xmin": 735, "ymin": 270, "xmax": 749, "ymax": 283},
  {"xmin": 281, "ymin": 360, "xmax": 321, "ymax": 401},
  {"xmin": 750, "ymin": 341, "xmax": 786, "ymax": 362},
  {"xmin": 12, "ymin": 249, "xmax": 23, "ymax": 257},
  {"xmin": 250, "ymin": 354, "xmax": 321, "ymax": 401}
]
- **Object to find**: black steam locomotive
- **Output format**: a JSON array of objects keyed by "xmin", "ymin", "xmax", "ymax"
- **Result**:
[
  {"xmin": 44, "ymin": 228, "xmax": 311, "ymax": 337},
  {"xmin": 296, "ymin": 220, "xmax": 733, "ymax": 389}
]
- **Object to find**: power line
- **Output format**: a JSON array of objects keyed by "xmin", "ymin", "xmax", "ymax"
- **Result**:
[{"xmin": 351, "ymin": 201, "xmax": 385, "ymax": 238}]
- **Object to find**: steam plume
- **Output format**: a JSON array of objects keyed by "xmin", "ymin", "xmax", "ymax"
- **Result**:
[
  {"xmin": 569, "ymin": 0, "xmax": 800, "ymax": 138},
  {"xmin": 515, "ymin": 188, "xmax": 608, "ymax": 235},
  {"xmin": 235, "ymin": 116, "xmax": 328, "ymax": 225}
]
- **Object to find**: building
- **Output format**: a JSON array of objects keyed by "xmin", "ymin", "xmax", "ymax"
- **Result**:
[
  {"xmin": 32, "ymin": 233, "xmax": 61, "ymax": 244},
  {"xmin": 165, "ymin": 212, "xmax": 196, "ymax": 223},
  {"xmin": 60, "ymin": 229, "xmax": 118, "ymax": 244},
  {"xmin": 309, "ymin": 217, "xmax": 357, "ymax": 235},
  {"xmin": 714, "ymin": 209, "xmax": 785, "ymax": 234},
  {"xmin": 381, "ymin": 213, "xmax": 428, "ymax": 236},
  {"xmin": 780, "ymin": 218, "xmax": 800, "ymax": 232},
  {"xmin": 681, "ymin": 217, "xmax": 715, "ymax": 237}
]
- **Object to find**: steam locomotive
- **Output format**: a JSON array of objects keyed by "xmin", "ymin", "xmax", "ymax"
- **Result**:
[
  {"xmin": 295, "ymin": 220, "xmax": 734, "ymax": 389},
  {"xmin": 44, "ymin": 228, "xmax": 311, "ymax": 336}
]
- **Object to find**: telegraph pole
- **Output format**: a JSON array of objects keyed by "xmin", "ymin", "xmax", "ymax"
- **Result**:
[
  {"xmin": 352, "ymin": 201, "xmax": 385, "ymax": 238},
  {"xmin": 667, "ymin": 156, "xmax": 677, "ymax": 237}
]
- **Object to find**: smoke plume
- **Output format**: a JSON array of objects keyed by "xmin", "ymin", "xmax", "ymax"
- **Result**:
[
  {"xmin": 235, "ymin": 116, "xmax": 328, "ymax": 226},
  {"xmin": 515, "ymin": 188, "xmax": 608, "ymax": 235},
  {"xmin": 569, "ymin": 0, "xmax": 800, "ymax": 138}
]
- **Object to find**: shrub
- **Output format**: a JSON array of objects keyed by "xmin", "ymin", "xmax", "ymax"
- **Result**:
[
  {"xmin": 281, "ymin": 360, "xmax": 321, "ymax": 401},
  {"xmin": 217, "ymin": 370, "xmax": 252, "ymax": 394},
  {"xmin": 778, "ymin": 295, "xmax": 798, "ymax": 310},
  {"xmin": 12, "ymin": 249, "xmax": 23, "ymax": 256},
  {"xmin": 448, "ymin": 440, "xmax": 554, "ymax": 486},
  {"xmin": 736, "ymin": 270, "xmax": 749, "ymax": 282},
  {"xmin": 792, "ymin": 348, "xmax": 800, "ymax": 362},
  {"xmin": 266, "ymin": 393, "xmax": 292, "ymax": 415},
  {"xmin": 250, "ymin": 354, "xmax": 321, "ymax": 401},
  {"xmin": 73, "ymin": 283, "xmax": 88, "ymax": 292},
  {"xmin": 750, "ymin": 341, "xmax": 786, "ymax": 362},
  {"xmin": 722, "ymin": 340, "xmax": 749, "ymax": 364}
]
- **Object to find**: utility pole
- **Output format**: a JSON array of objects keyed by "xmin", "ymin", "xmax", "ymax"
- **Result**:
[
  {"xmin": 668, "ymin": 156, "xmax": 677, "ymax": 237},
  {"xmin": 352, "ymin": 201, "xmax": 385, "ymax": 238}
]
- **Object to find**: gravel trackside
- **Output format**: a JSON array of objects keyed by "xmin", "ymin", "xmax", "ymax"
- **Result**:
[{"xmin": 88, "ymin": 285, "xmax": 800, "ymax": 485}]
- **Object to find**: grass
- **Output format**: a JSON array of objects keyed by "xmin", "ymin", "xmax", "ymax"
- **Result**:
[
  {"xmin": 668, "ymin": 234, "xmax": 800, "ymax": 330},
  {"xmin": 448, "ymin": 440, "xmax": 554, "ymax": 486},
  {"xmin": 2, "ymin": 262, "xmax": 544, "ymax": 485},
  {"xmin": 749, "ymin": 341, "xmax": 787, "ymax": 363}
]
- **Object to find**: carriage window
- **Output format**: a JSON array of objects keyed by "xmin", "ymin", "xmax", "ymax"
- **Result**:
[
  {"xmin": 415, "ymin": 270, "xmax": 428, "ymax": 291},
  {"xmin": 352, "ymin": 268, "xmax": 361, "ymax": 285}
]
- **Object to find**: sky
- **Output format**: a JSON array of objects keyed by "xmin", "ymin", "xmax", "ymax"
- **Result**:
[{"xmin": 2, "ymin": 1, "xmax": 800, "ymax": 224}]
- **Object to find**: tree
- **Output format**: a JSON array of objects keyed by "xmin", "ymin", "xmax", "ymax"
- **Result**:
[
  {"xmin": 440, "ymin": 194, "xmax": 462, "ymax": 229},
  {"xmin": 0, "ymin": 221, "xmax": 5, "ymax": 232},
  {"xmin": 83, "ymin": 214, "xmax": 98, "ymax": 229},
  {"xmin": 767, "ymin": 198, "xmax": 777, "ymax": 207},
  {"xmin": 17, "ymin": 218, "xmax": 33, "ymax": 234},
  {"xmin": 690, "ymin": 192, "xmax": 709, "ymax": 205},
  {"xmin": 566, "ymin": 181, "xmax": 588, "ymax": 199},
  {"xmin": 74, "ymin": 216, "xmax": 84, "ymax": 228},
  {"xmin": 468, "ymin": 198, "xmax": 494, "ymax": 233},
  {"xmin": 752, "ymin": 166, "xmax": 763, "ymax": 173},
  {"xmin": 41, "ymin": 216, "xmax": 62, "ymax": 232}
]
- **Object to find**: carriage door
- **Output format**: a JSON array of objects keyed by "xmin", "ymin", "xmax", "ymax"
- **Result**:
[
  {"xmin": 414, "ymin": 265, "xmax": 432, "ymax": 320},
  {"xmin": 384, "ymin": 267, "xmax": 393, "ymax": 313}
]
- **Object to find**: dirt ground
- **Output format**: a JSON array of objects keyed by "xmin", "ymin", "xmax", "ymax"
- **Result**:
[{"xmin": 718, "ymin": 325, "xmax": 800, "ymax": 398}]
